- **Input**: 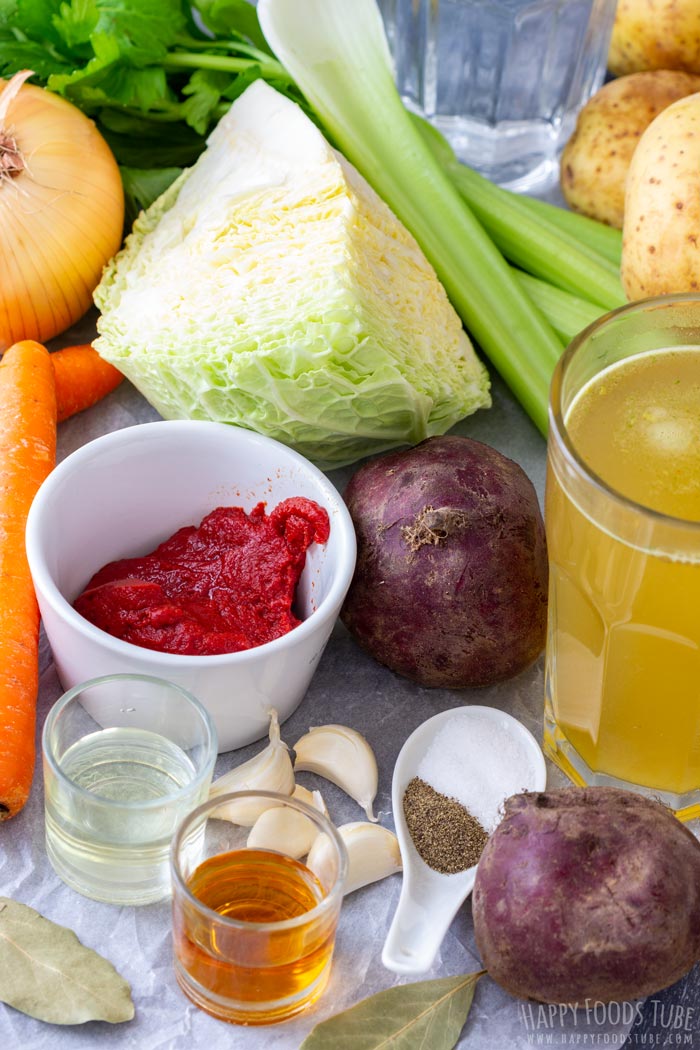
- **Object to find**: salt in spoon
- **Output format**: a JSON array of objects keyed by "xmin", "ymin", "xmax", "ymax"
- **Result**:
[{"xmin": 382, "ymin": 705, "xmax": 546, "ymax": 976}]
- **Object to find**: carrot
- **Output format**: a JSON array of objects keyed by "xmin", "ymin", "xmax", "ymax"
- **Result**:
[
  {"xmin": 51, "ymin": 344, "xmax": 124, "ymax": 422},
  {"xmin": 0, "ymin": 340, "xmax": 56, "ymax": 820}
]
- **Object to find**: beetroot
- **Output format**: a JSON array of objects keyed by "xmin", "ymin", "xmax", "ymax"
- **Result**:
[
  {"xmin": 473, "ymin": 788, "xmax": 700, "ymax": 1004},
  {"xmin": 340, "ymin": 435, "xmax": 548, "ymax": 687}
]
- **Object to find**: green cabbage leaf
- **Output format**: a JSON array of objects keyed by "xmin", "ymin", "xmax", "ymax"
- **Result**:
[{"xmin": 94, "ymin": 80, "xmax": 490, "ymax": 467}]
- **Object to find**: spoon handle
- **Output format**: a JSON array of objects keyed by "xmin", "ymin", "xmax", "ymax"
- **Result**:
[{"xmin": 382, "ymin": 866, "xmax": 476, "ymax": 975}]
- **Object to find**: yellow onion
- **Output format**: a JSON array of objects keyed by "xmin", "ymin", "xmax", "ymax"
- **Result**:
[{"xmin": 0, "ymin": 71, "xmax": 124, "ymax": 350}]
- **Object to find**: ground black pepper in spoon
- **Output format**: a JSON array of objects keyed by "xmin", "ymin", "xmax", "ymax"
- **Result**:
[{"xmin": 403, "ymin": 776, "xmax": 489, "ymax": 874}]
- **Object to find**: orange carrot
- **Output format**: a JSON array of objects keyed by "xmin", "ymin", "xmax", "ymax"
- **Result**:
[
  {"xmin": 51, "ymin": 344, "xmax": 124, "ymax": 422},
  {"xmin": 0, "ymin": 340, "xmax": 56, "ymax": 820}
]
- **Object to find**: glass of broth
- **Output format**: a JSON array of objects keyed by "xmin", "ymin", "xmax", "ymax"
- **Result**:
[
  {"xmin": 544, "ymin": 294, "xmax": 700, "ymax": 819},
  {"xmin": 43, "ymin": 674, "xmax": 217, "ymax": 905},
  {"xmin": 170, "ymin": 790, "xmax": 348, "ymax": 1025}
]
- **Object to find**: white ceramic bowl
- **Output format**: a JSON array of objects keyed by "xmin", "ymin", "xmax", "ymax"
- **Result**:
[{"xmin": 26, "ymin": 421, "xmax": 356, "ymax": 752}]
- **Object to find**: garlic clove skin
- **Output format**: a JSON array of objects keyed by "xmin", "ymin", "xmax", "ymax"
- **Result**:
[
  {"xmin": 208, "ymin": 710, "xmax": 295, "ymax": 825},
  {"xmin": 308, "ymin": 821, "xmax": 402, "ymax": 895},
  {"xmin": 293, "ymin": 724, "xmax": 379, "ymax": 821}
]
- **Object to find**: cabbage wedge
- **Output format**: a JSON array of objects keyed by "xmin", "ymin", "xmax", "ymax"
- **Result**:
[
  {"xmin": 258, "ymin": 0, "xmax": 565, "ymax": 435},
  {"xmin": 94, "ymin": 81, "xmax": 490, "ymax": 468}
]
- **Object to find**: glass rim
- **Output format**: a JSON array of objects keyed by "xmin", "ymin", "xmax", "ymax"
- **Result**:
[
  {"xmin": 42, "ymin": 672, "xmax": 218, "ymax": 811},
  {"xmin": 170, "ymin": 789, "xmax": 349, "ymax": 932},
  {"xmin": 549, "ymin": 292, "xmax": 700, "ymax": 536}
]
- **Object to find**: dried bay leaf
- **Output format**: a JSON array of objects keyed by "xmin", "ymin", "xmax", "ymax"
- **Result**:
[
  {"xmin": 300, "ymin": 971, "xmax": 484, "ymax": 1050},
  {"xmin": 0, "ymin": 898, "xmax": 134, "ymax": 1025}
]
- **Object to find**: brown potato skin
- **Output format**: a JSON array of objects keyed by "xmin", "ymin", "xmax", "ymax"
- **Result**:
[
  {"xmin": 560, "ymin": 71, "xmax": 700, "ymax": 228},
  {"xmin": 473, "ymin": 788, "xmax": 700, "ymax": 1005},
  {"xmin": 339, "ymin": 436, "xmax": 548, "ymax": 688},
  {"xmin": 609, "ymin": 0, "xmax": 700, "ymax": 76},
  {"xmin": 621, "ymin": 91, "xmax": 700, "ymax": 298}
]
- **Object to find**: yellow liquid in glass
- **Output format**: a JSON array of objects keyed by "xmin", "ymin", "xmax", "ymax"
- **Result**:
[{"xmin": 545, "ymin": 348, "xmax": 700, "ymax": 805}]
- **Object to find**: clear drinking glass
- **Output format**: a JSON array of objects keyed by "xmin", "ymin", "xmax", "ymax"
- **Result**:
[
  {"xmin": 379, "ymin": 0, "xmax": 617, "ymax": 190},
  {"xmin": 544, "ymin": 295, "xmax": 700, "ymax": 820},
  {"xmin": 43, "ymin": 673, "xmax": 217, "ymax": 905},
  {"xmin": 170, "ymin": 790, "xmax": 348, "ymax": 1025}
]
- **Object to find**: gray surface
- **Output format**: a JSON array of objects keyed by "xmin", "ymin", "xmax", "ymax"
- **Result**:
[{"xmin": 0, "ymin": 316, "xmax": 695, "ymax": 1048}]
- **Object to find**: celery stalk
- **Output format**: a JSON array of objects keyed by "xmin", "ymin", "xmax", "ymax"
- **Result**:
[
  {"xmin": 413, "ymin": 116, "xmax": 626, "ymax": 310},
  {"xmin": 258, "ymin": 0, "xmax": 564, "ymax": 435},
  {"xmin": 450, "ymin": 165, "xmax": 626, "ymax": 309},
  {"xmin": 518, "ymin": 196, "xmax": 623, "ymax": 267},
  {"xmin": 512, "ymin": 271, "xmax": 603, "ymax": 344}
]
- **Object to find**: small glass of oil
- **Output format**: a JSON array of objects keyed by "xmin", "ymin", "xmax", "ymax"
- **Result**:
[
  {"xmin": 42, "ymin": 673, "xmax": 217, "ymax": 905},
  {"xmin": 170, "ymin": 790, "xmax": 348, "ymax": 1025}
]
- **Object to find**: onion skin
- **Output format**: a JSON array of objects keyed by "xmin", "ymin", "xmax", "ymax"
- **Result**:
[
  {"xmin": 473, "ymin": 788, "xmax": 700, "ymax": 1004},
  {"xmin": 0, "ymin": 81, "xmax": 124, "ymax": 350},
  {"xmin": 340, "ymin": 435, "xmax": 548, "ymax": 688}
]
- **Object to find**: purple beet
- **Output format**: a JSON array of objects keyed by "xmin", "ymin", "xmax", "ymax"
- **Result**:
[
  {"xmin": 340, "ymin": 435, "xmax": 548, "ymax": 687},
  {"xmin": 473, "ymin": 788, "xmax": 700, "ymax": 1004}
]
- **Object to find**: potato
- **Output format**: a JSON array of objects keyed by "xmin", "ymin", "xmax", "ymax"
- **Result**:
[
  {"xmin": 609, "ymin": 0, "xmax": 700, "ymax": 76},
  {"xmin": 472, "ymin": 788, "xmax": 700, "ymax": 1005},
  {"xmin": 560, "ymin": 71, "xmax": 700, "ymax": 228},
  {"xmin": 622, "ymin": 91, "xmax": 700, "ymax": 298}
]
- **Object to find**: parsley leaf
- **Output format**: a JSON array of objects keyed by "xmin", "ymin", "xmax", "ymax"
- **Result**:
[
  {"xmin": 0, "ymin": 29, "xmax": 72, "ymax": 77},
  {"xmin": 181, "ymin": 68, "xmax": 229, "ymax": 134},
  {"xmin": 0, "ymin": 0, "xmax": 304, "ymax": 179},
  {"xmin": 192, "ymin": 0, "xmax": 271, "ymax": 53},
  {"xmin": 120, "ymin": 164, "xmax": 181, "ymax": 224},
  {"xmin": 51, "ymin": 0, "xmax": 98, "ymax": 51}
]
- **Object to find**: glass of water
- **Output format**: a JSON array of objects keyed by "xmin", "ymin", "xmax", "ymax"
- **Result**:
[
  {"xmin": 379, "ymin": 0, "xmax": 617, "ymax": 191},
  {"xmin": 42, "ymin": 674, "xmax": 217, "ymax": 905}
]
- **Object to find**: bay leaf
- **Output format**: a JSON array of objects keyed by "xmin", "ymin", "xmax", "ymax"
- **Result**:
[
  {"xmin": 300, "ymin": 971, "xmax": 484, "ymax": 1050},
  {"xmin": 0, "ymin": 898, "xmax": 134, "ymax": 1025}
]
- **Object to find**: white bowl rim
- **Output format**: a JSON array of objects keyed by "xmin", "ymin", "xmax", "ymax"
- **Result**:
[{"xmin": 26, "ymin": 419, "xmax": 357, "ymax": 666}]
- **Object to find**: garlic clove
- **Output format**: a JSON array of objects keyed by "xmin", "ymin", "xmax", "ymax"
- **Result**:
[
  {"xmin": 308, "ymin": 821, "xmax": 402, "ymax": 896},
  {"xmin": 247, "ymin": 806, "xmax": 318, "ymax": 859},
  {"xmin": 292, "ymin": 784, "xmax": 329, "ymax": 818},
  {"xmin": 208, "ymin": 710, "xmax": 295, "ymax": 825},
  {"xmin": 247, "ymin": 785, "xmax": 328, "ymax": 857},
  {"xmin": 293, "ymin": 724, "xmax": 379, "ymax": 821}
]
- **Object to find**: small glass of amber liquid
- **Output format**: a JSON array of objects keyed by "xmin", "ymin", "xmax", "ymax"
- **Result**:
[{"xmin": 170, "ymin": 790, "xmax": 348, "ymax": 1025}]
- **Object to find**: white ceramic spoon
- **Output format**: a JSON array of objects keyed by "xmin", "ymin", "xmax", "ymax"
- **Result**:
[{"xmin": 382, "ymin": 705, "xmax": 547, "ymax": 976}]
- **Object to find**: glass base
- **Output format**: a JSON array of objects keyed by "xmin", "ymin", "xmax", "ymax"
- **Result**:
[
  {"xmin": 543, "ymin": 713, "xmax": 700, "ymax": 823},
  {"xmin": 45, "ymin": 828, "xmax": 171, "ymax": 906},
  {"xmin": 406, "ymin": 103, "xmax": 566, "ymax": 193},
  {"xmin": 437, "ymin": 116, "xmax": 561, "ymax": 192},
  {"xmin": 173, "ymin": 955, "xmax": 332, "ymax": 1026}
]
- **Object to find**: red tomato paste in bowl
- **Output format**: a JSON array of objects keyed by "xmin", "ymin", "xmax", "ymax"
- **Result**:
[{"xmin": 73, "ymin": 498, "xmax": 330, "ymax": 656}]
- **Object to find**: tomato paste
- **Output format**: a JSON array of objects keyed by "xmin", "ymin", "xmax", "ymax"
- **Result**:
[{"xmin": 74, "ymin": 498, "xmax": 330, "ymax": 656}]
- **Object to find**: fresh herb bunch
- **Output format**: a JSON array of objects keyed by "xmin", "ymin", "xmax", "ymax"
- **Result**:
[{"xmin": 0, "ymin": 0, "xmax": 307, "ymax": 218}]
